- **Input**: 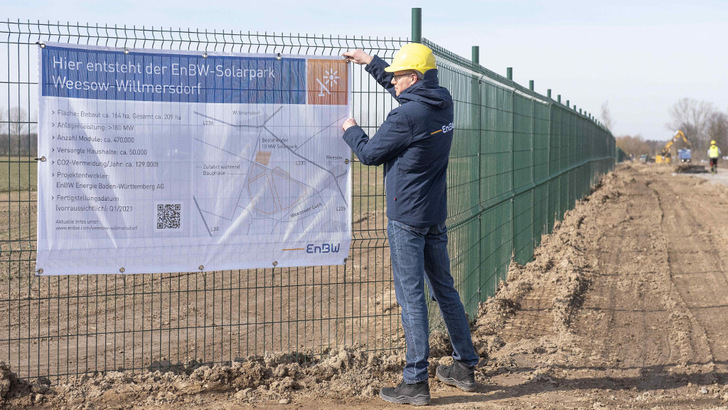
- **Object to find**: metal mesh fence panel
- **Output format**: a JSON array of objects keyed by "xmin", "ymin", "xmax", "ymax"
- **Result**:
[
  {"xmin": 425, "ymin": 39, "xmax": 615, "ymax": 322},
  {"xmin": 1, "ymin": 20, "xmax": 614, "ymax": 381}
]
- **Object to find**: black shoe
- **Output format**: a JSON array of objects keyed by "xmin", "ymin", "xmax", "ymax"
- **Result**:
[
  {"xmin": 379, "ymin": 380, "xmax": 430, "ymax": 406},
  {"xmin": 436, "ymin": 360, "xmax": 476, "ymax": 392}
]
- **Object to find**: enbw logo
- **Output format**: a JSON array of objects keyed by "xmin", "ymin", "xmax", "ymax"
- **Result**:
[{"xmin": 306, "ymin": 243, "xmax": 341, "ymax": 253}]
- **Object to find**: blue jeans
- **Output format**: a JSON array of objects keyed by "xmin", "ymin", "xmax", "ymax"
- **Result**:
[{"xmin": 387, "ymin": 219, "xmax": 479, "ymax": 384}]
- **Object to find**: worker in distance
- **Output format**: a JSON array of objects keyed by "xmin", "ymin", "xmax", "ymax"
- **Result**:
[
  {"xmin": 709, "ymin": 140, "xmax": 722, "ymax": 174},
  {"xmin": 341, "ymin": 43, "xmax": 480, "ymax": 405}
]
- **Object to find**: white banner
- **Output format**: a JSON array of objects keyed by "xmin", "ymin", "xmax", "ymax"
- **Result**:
[{"xmin": 37, "ymin": 43, "xmax": 352, "ymax": 275}]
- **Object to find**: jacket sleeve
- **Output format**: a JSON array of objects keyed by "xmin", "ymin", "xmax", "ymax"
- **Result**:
[
  {"xmin": 342, "ymin": 109, "xmax": 412, "ymax": 166},
  {"xmin": 365, "ymin": 56, "xmax": 396, "ymax": 98}
]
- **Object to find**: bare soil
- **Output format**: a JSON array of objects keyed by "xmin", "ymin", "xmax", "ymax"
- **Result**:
[{"xmin": 4, "ymin": 162, "xmax": 728, "ymax": 409}]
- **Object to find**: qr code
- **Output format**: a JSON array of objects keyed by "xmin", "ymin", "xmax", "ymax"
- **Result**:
[{"xmin": 157, "ymin": 204, "xmax": 181, "ymax": 229}]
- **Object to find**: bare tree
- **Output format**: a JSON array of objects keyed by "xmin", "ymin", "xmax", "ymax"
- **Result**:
[
  {"xmin": 600, "ymin": 101, "xmax": 615, "ymax": 133},
  {"xmin": 706, "ymin": 111, "xmax": 728, "ymax": 150},
  {"xmin": 666, "ymin": 98, "xmax": 715, "ymax": 147},
  {"xmin": 8, "ymin": 106, "xmax": 28, "ymax": 137}
]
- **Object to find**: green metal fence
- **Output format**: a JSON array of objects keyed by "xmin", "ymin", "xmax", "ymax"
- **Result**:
[
  {"xmin": 617, "ymin": 147, "xmax": 628, "ymax": 162},
  {"xmin": 0, "ymin": 14, "xmax": 614, "ymax": 381},
  {"xmin": 427, "ymin": 40, "xmax": 614, "ymax": 319}
]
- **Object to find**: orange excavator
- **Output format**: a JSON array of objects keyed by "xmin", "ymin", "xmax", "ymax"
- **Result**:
[
  {"xmin": 655, "ymin": 130, "xmax": 691, "ymax": 164},
  {"xmin": 657, "ymin": 130, "xmax": 706, "ymax": 173}
]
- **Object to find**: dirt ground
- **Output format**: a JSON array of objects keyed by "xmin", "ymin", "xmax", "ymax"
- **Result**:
[{"xmin": 4, "ymin": 162, "xmax": 728, "ymax": 409}]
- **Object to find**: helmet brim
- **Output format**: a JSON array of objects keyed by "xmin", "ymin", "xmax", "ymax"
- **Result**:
[{"xmin": 384, "ymin": 65, "xmax": 429, "ymax": 74}]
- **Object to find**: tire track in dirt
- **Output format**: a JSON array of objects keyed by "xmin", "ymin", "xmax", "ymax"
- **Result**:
[
  {"xmin": 567, "ymin": 165, "xmax": 728, "ymax": 392},
  {"xmin": 651, "ymin": 174, "xmax": 728, "ymax": 374},
  {"xmin": 649, "ymin": 180, "xmax": 714, "ymax": 371},
  {"xmin": 574, "ymin": 174, "xmax": 679, "ymax": 375}
]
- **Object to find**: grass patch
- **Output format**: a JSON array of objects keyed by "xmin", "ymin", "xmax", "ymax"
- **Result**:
[{"xmin": 0, "ymin": 156, "xmax": 37, "ymax": 192}]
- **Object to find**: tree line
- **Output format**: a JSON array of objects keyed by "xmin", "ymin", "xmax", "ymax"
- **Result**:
[
  {"xmin": 615, "ymin": 98, "xmax": 728, "ymax": 160},
  {"xmin": 0, "ymin": 106, "xmax": 37, "ymax": 157}
]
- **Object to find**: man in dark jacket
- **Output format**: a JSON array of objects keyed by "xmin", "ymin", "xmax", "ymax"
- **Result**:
[{"xmin": 342, "ymin": 43, "xmax": 479, "ymax": 405}]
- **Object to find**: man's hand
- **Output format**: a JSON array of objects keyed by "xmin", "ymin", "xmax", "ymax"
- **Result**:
[
  {"xmin": 342, "ymin": 118, "xmax": 358, "ymax": 131},
  {"xmin": 342, "ymin": 49, "xmax": 373, "ymax": 66}
]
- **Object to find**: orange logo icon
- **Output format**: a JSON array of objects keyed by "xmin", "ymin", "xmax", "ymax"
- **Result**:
[{"xmin": 307, "ymin": 59, "xmax": 348, "ymax": 105}]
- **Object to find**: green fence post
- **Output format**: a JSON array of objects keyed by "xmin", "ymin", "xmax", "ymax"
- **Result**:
[
  {"xmin": 507, "ymin": 68, "xmax": 516, "ymax": 265},
  {"xmin": 471, "ymin": 45, "xmax": 482, "ymax": 305},
  {"xmin": 411, "ymin": 8, "xmax": 422, "ymax": 43},
  {"xmin": 546, "ymin": 93, "xmax": 552, "ymax": 231},
  {"xmin": 530, "ymin": 82, "xmax": 536, "ymax": 253},
  {"xmin": 510, "ymin": 82, "xmax": 516, "ymax": 266}
]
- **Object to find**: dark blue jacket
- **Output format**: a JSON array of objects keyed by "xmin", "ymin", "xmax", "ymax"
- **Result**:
[{"xmin": 343, "ymin": 56, "xmax": 454, "ymax": 228}]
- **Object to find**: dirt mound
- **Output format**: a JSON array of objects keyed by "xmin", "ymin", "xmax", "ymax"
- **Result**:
[
  {"xmin": 674, "ymin": 163, "xmax": 708, "ymax": 173},
  {"xmin": 2, "ymin": 348, "xmax": 403, "ymax": 408},
  {"xmin": 0, "ymin": 362, "xmax": 50, "ymax": 407},
  {"xmin": 474, "ymin": 170, "xmax": 626, "ymax": 338}
]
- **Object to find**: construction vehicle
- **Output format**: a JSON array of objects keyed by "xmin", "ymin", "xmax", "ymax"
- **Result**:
[
  {"xmin": 658, "ymin": 130, "xmax": 707, "ymax": 173},
  {"xmin": 677, "ymin": 148, "xmax": 691, "ymax": 163},
  {"xmin": 656, "ymin": 130, "xmax": 691, "ymax": 164}
]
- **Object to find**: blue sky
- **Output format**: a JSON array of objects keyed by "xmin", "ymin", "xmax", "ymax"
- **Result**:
[{"xmin": 3, "ymin": 0, "xmax": 727, "ymax": 140}]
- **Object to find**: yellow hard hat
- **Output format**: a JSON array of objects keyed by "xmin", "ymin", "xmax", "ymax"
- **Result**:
[
  {"xmin": 384, "ymin": 43, "xmax": 436, "ymax": 74},
  {"xmin": 711, "ymin": 140, "xmax": 717, "ymax": 145}
]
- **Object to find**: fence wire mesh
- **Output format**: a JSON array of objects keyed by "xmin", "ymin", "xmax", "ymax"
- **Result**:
[{"xmin": 0, "ymin": 20, "xmax": 614, "ymax": 382}]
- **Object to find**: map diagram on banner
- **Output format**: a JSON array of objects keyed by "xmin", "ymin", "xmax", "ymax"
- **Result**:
[
  {"xmin": 191, "ymin": 106, "xmax": 349, "ymax": 239},
  {"xmin": 36, "ymin": 43, "xmax": 352, "ymax": 275}
]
